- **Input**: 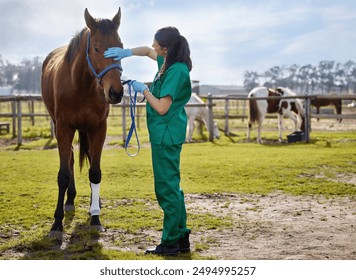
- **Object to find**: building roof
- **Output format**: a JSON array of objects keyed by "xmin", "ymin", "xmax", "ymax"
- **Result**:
[{"xmin": 199, "ymin": 84, "xmax": 248, "ymax": 96}]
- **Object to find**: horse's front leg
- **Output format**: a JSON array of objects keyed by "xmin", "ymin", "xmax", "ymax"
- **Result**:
[
  {"xmin": 187, "ymin": 117, "xmax": 194, "ymax": 142},
  {"xmin": 277, "ymin": 114, "xmax": 283, "ymax": 142},
  {"xmin": 87, "ymin": 125, "xmax": 107, "ymax": 232},
  {"xmin": 64, "ymin": 146, "xmax": 76, "ymax": 212},
  {"xmin": 50, "ymin": 125, "xmax": 75, "ymax": 238}
]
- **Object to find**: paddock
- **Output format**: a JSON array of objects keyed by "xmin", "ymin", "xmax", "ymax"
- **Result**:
[
  {"xmin": 0, "ymin": 132, "xmax": 356, "ymax": 260},
  {"xmin": 1, "ymin": 92, "xmax": 356, "ymax": 260}
]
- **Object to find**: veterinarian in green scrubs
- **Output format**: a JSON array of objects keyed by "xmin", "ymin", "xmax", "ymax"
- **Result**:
[{"xmin": 104, "ymin": 26, "xmax": 192, "ymax": 256}]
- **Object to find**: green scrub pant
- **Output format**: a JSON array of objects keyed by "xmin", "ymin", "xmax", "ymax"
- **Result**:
[{"xmin": 151, "ymin": 131, "xmax": 190, "ymax": 246}]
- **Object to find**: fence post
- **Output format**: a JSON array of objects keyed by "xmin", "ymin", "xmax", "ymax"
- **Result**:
[
  {"xmin": 11, "ymin": 101, "xmax": 17, "ymax": 138},
  {"xmin": 242, "ymin": 99, "xmax": 246, "ymax": 122},
  {"xmin": 304, "ymin": 93, "xmax": 311, "ymax": 143},
  {"xmin": 207, "ymin": 93, "xmax": 214, "ymax": 142},
  {"xmin": 17, "ymin": 100, "xmax": 22, "ymax": 146},
  {"xmin": 50, "ymin": 119, "xmax": 55, "ymax": 139},
  {"xmin": 224, "ymin": 97, "xmax": 230, "ymax": 136},
  {"xmin": 30, "ymin": 100, "xmax": 35, "ymax": 126}
]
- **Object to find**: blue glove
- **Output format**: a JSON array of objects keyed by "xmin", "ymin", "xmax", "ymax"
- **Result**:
[
  {"xmin": 104, "ymin": 47, "xmax": 132, "ymax": 61},
  {"xmin": 132, "ymin": 81, "xmax": 148, "ymax": 93}
]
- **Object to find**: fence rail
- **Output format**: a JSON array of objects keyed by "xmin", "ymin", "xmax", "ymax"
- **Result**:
[
  {"xmin": 202, "ymin": 93, "xmax": 356, "ymax": 142},
  {"xmin": 1, "ymin": 93, "xmax": 356, "ymax": 145}
]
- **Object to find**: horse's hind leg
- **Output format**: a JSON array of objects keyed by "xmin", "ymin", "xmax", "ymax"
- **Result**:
[
  {"xmin": 246, "ymin": 121, "xmax": 252, "ymax": 142},
  {"xmin": 336, "ymin": 101, "xmax": 342, "ymax": 123},
  {"xmin": 257, "ymin": 118, "xmax": 263, "ymax": 144}
]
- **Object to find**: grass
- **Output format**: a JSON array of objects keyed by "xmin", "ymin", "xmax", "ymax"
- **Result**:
[{"xmin": 0, "ymin": 112, "xmax": 356, "ymax": 259}]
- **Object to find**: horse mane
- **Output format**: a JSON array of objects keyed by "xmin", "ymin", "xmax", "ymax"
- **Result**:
[
  {"xmin": 65, "ymin": 19, "xmax": 118, "ymax": 62},
  {"xmin": 65, "ymin": 29, "xmax": 87, "ymax": 62}
]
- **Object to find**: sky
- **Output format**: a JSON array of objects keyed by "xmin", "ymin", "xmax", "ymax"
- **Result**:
[{"xmin": 1, "ymin": 0, "xmax": 356, "ymax": 85}]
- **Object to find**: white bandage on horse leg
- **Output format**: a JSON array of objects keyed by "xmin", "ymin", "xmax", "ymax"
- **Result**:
[{"xmin": 90, "ymin": 183, "xmax": 100, "ymax": 216}]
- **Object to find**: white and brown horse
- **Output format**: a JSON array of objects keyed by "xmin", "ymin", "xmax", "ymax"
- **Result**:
[
  {"xmin": 246, "ymin": 87, "xmax": 305, "ymax": 143},
  {"xmin": 185, "ymin": 93, "xmax": 220, "ymax": 142}
]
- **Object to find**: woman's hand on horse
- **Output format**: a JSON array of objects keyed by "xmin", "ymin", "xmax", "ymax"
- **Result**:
[
  {"xmin": 132, "ymin": 81, "xmax": 148, "ymax": 93},
  {"xmin": 104, "ymin": 47, "xmax": 132, "ymax": 61}
]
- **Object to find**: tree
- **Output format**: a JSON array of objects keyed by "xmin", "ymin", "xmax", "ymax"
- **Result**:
[
  {"xmin": 0, "ymin": 55, "xmax": 19, "ymax": 87},
  {"xmin": 297, "ymin": 64, "xmax": 316, "ymax": 94},
  {"xmin": 263, "ymin": 66, "xmax": 284, "ymax": 88},
  {"xmin": 317, "ymin": 61, "xmax": 335, "ymax": 93},
  {"xmin": 244, "ymin": 60, "xmax": 355, "ymax": 95},
  {"xmin": 243, "ymin": 71, "xmax": 260, "ymax": 92},
  {"xmin": 344, "ymin": 60, "xmax": 356, "ymax": 94},
  {"xmin": 14, "ymin": 57, "xmax": 42, "ymax": 92}
]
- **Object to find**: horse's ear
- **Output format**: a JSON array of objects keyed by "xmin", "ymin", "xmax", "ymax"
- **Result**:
[
  {"xmin": 112, "ymin": 8, "xmax": 121, "ymax": 29},
  {"xmin": 84, "ymin": 8, "xmax": 97, "ymax": 32}
]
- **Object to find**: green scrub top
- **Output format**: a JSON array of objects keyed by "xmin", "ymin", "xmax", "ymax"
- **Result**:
[{"xmin": 147, "ymin": 56, "xmax": 191, "ymax": 145}]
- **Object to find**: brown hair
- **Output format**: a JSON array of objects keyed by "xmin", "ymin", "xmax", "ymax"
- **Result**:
[{"xmin": 154, "ymin": 26, "xmax": 192, "ymax": 74}]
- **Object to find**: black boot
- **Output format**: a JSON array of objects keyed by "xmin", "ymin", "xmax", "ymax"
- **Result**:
[
  {"xmin": 145, "ymin": 243, "xmax": 179, "ymax": 256},
  {"xmin": 179, "ymin": 230, "xmax": 191, "ymax": 253}
]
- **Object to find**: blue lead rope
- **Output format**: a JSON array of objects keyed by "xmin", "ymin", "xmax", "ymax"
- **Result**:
[{"xmin": 124, "ymin": 80, "xmax": 144, "ymax": 157}]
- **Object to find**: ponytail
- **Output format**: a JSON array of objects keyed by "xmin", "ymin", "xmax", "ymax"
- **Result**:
[{"xmin": 178, "ymin": 35, "xmax": 192, "ymax": 71}]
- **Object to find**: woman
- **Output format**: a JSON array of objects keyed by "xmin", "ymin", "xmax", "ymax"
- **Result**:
[{"xmin": 104, "ymin": 26, "xmax": 192, "ymax": 256}]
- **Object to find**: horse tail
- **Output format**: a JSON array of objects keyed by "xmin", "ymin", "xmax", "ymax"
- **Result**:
[
  {"xmin": 249, "ymin": 98, "xmax": 259, "ymax": 124},
  {"xmin": 78, "ymin": 131, "xmax": 90, "ymax": 171}
]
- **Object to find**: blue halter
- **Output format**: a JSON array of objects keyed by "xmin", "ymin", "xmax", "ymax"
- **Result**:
[{"xmin": 86, "ymin": 31, "xmax": 123, "ymax": 85}]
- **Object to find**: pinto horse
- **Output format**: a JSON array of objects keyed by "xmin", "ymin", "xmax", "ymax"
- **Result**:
[
  {"xmin": 246, "ymin": 87, "xmax": 305, "ymax": 143},
  {"xmin": 311, "ymin": 97, "xmax": 342, "ymax": 123},
  {"xmin": 41, "ymin": 8, "xmax": 124, "ymax": 238}
]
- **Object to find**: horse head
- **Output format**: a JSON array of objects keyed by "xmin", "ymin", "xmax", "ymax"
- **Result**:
[{"xmin": 85, "ymin": 8, "xmax": 124, "ymax": 104}]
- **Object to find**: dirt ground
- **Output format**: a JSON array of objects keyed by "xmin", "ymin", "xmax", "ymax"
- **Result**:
[
  {"xmin": 185, "ymin": 193, "xmax": 356, "ymax": 260},
  {"xmin": 98, "ymin": 192, "xmax": 356, "ymax": 260}
]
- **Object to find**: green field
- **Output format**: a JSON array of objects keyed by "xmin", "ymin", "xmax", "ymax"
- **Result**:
[{"xmin": 1, "ymin": 116, "xmax": 356, "ymax": 259}]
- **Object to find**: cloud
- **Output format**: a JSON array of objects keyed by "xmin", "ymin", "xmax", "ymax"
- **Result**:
[{"xmin": 1, "ymin": 0, "xmax": 356, "ymax": 85}]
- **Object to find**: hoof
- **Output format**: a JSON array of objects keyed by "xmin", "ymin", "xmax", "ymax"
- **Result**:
[
  {"xmin": 65, "ymin": 204, "xmax": 75, "ymax": 212},
  {"xmin": 90, "ymin": 215, "xmax": 104, "ymax": 232},
  {"xmin": 90, "ymin": 224, "xmax": 104, "ymax": 232},
  {"xmin": 49, "ymin": 230, "xmax": 63, "ymax": 240}
]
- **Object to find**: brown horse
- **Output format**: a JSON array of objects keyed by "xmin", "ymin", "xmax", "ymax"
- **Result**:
[
  {"xmin": 311, "ymin": 97, "xmax": 342, "ymax": 123},
  {"xmin": 41, "ymin": 8, "xmax": 124, "ymax": 238}
]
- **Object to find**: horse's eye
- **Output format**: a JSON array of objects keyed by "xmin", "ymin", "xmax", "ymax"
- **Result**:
[{"xmin": 94, "ymin": 46, "xmax": 100, "ymax": 53}]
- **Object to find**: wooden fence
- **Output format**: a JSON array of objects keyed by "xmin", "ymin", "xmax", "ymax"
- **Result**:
[
  {"xmin": 1, "ymin": 93, "xmax": 356, "ymax": 145},
  {"xmin": 202, "ymin": 93, "xmax": 356, "ymax": 142}
]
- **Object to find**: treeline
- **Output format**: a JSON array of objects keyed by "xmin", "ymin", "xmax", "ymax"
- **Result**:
[
  {"xmin": 243, "ymin": 60, "xmax": 356, "ymax": 94},
  {"xmin": 2, "ymin": 55, "xmax": 356, "ymax": 96},
  {"xmin": 0, "ymin": 55, "xmax": 42, "ymax": 92}
]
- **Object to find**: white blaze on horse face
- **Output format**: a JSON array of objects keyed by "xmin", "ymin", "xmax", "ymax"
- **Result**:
[{"xmin": 90, "ymin": 183, "xmax": 100, "ymax": 216}]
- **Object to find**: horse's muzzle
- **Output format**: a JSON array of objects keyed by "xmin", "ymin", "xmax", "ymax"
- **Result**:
[{"xmin": 107, "ymin": 87, "xmax": 123, "ymax": 104}]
